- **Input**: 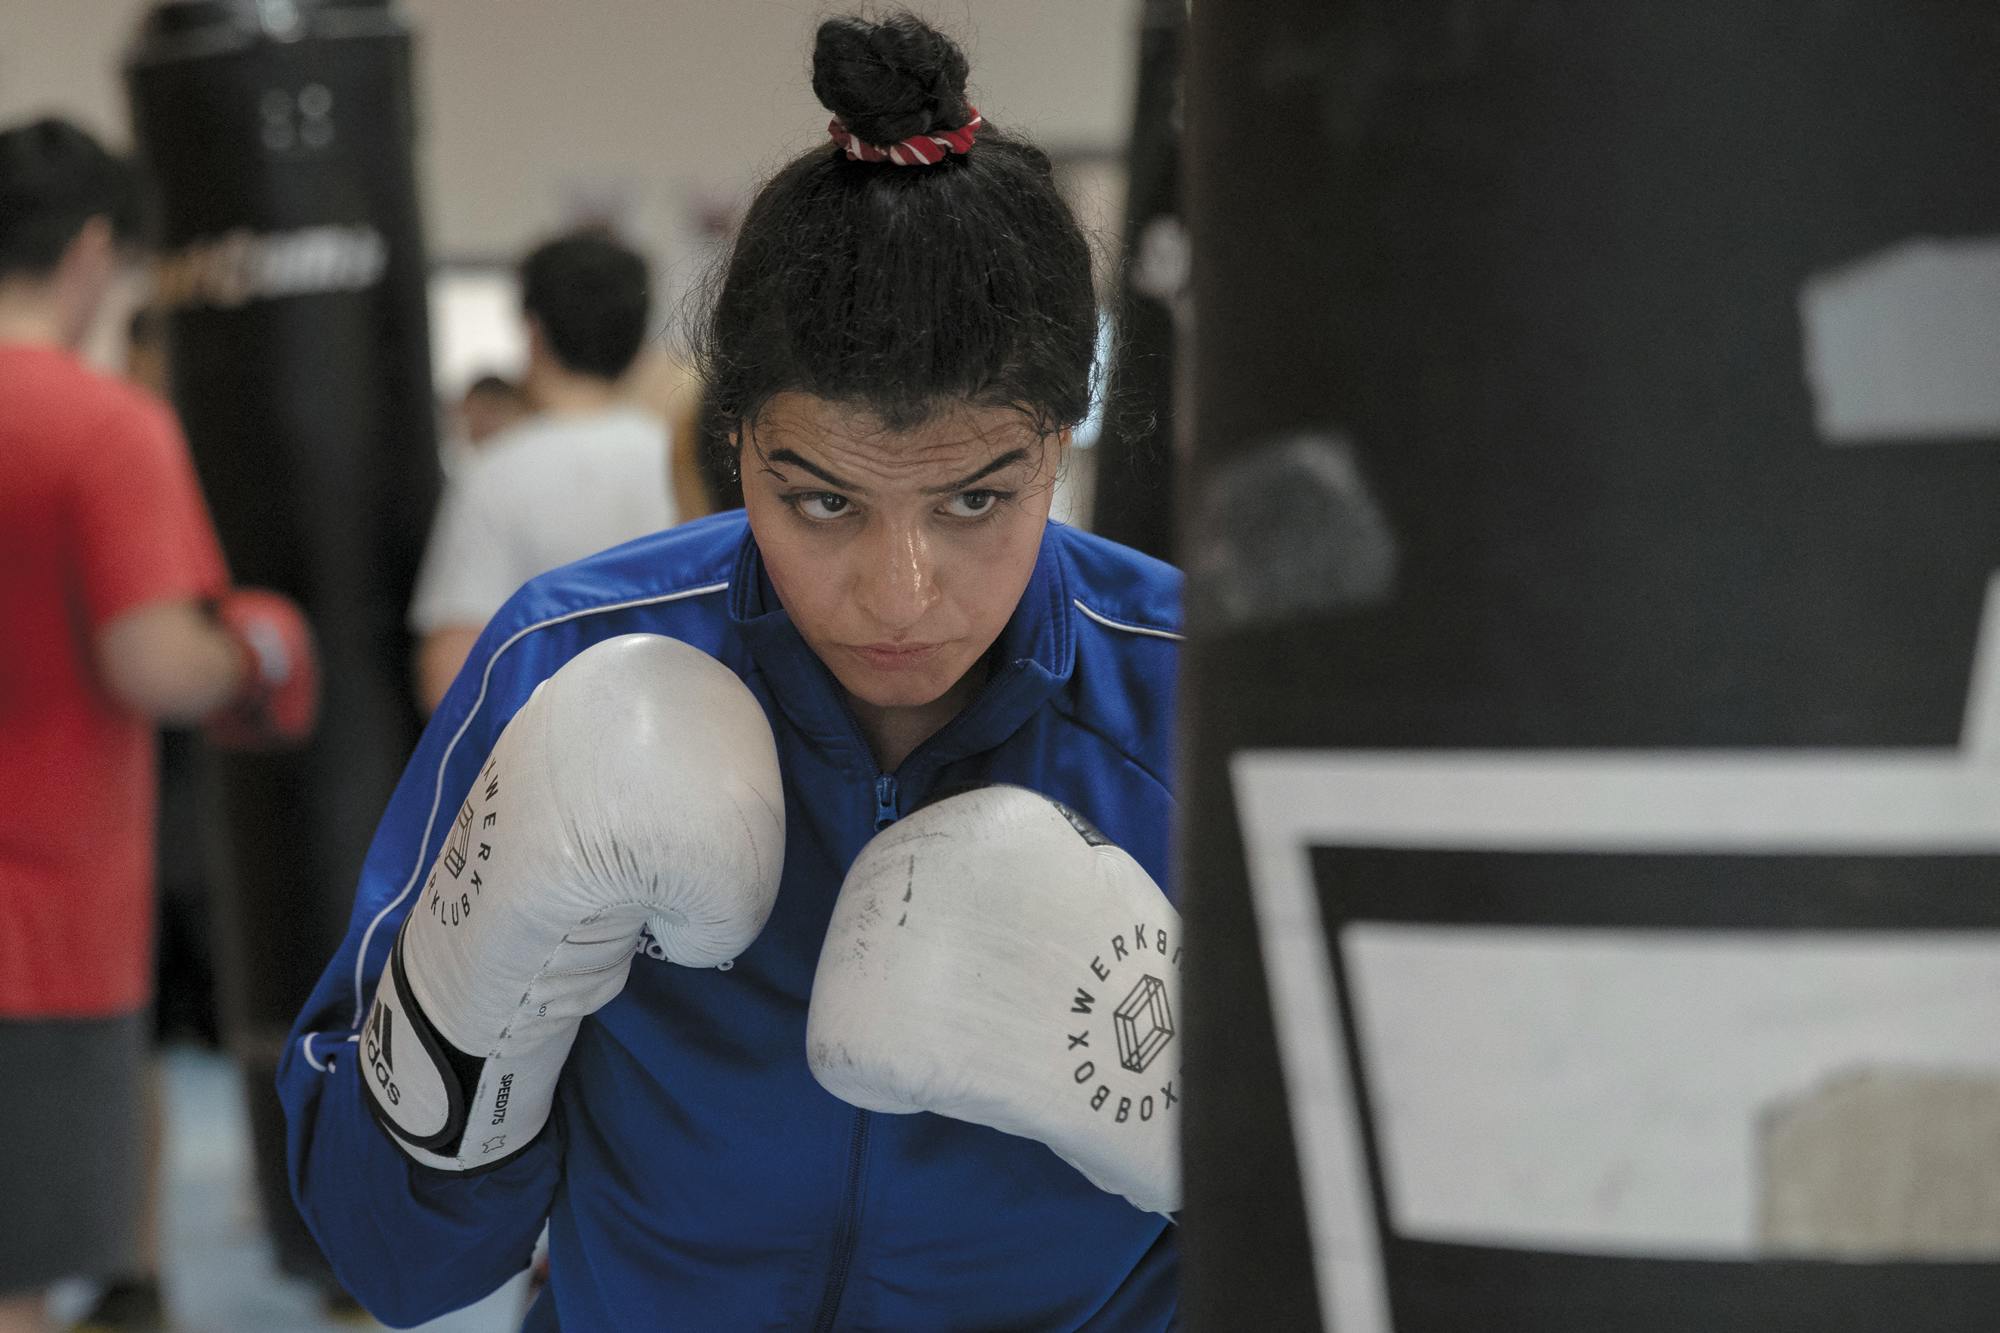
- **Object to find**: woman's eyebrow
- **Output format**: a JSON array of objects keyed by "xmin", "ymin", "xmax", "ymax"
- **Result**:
[
  {"xmin": 923, "ymin": 449, "xmax": 1031, "ymax": 495},
  {"xmin": 764, "ymin": 447, "xmax": 856, "ymax": 490}
]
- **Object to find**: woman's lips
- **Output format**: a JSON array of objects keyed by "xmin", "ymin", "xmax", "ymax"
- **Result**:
[{"xmin": 848, "ymin": 642, "xmax": 943, "ymax": 671}]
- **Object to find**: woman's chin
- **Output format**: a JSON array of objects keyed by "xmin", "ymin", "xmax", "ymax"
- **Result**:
[{"xmin": 839, "ymin": 670, "xmax": 954, "ymax": 712}]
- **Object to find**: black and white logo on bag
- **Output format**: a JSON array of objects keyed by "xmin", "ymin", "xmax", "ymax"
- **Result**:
[
  {"xmin": 1064, "ymin": 921, "xmax": 1181, "ymax": 1126},
  {"xmin": 151, "ymin": 224, "xmax": 388, "ymax": 310}
]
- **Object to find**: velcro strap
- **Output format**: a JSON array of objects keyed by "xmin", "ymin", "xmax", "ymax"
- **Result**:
[{"xmin": 360, "ymin": 926, "xmax": 474, "ymax": 1157}]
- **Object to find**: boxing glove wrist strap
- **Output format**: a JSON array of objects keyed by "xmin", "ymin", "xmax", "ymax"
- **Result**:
[{"xmin": 360, "ymin": 928, "xmax": 565, "ymax": 1173}]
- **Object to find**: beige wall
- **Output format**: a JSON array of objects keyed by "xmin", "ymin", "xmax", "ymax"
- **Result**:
[{"xmin": 0, "ymin": 0, "xmax": 1137, "ymax": 268}]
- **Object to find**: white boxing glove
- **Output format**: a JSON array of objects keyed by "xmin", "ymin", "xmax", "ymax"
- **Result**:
[
  {"xmin": 807, "ymin": 785, "xmax": 1181, "ymax": 1215},
  {"xmin": 361, "ymin": 634, "xmax": 784, "ymax": 1171}
]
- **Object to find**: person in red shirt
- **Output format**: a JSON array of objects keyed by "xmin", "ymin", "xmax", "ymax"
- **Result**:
[{"xmin": 0, "ymin": 117, "xmax": 318, "ymax": 1333}]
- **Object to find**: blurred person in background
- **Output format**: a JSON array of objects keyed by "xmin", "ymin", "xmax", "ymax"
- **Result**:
[
  {"xmin": 437, "ymin": 372, "xmax": 530, "ymax": 481},
  {"xmin": 456, "ymin": 372, "xmax": 531, "ymax": 450},
  {"xmin": 0, "ymin": 117, "xmax": 317, "ymax": 1333},
  {"xmin": 63, "ymin": 308, "xmax": 226, "ymax": 1333},
  {"xmin": 408, "ymin": 227, "xmax": 675, "ymax": 714}
]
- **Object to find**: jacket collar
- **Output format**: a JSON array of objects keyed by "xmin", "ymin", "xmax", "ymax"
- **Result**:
[{"xmin": 727, "ymin": 523, "xmax": 1074, "ymax": 775}]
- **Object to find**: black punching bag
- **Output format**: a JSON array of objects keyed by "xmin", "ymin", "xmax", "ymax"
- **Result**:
[
  {"xmin": 126, "ymin": 0, "xmax": 439, "ymax": 1286},
  {"xmin": 1180, "ymin": 4, "xmax": 2000, "ymax": 1331},
  {"xmin": 1089, "ymin": 0, "xmax": 1184, "ymax": 562}
]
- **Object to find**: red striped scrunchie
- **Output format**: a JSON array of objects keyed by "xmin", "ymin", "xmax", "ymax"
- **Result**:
[{"xmin": 828, "ymin": 107, "xmax": 983, "ymax": 166}]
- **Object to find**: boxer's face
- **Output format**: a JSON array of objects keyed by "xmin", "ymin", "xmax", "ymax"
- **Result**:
[{"xmin": 742, "ymin": 392, "xmax": 1060, "ymax": 725}]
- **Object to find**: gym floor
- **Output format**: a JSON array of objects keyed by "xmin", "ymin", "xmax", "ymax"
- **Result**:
[{"xmin": 47, "ymin": 1046, "xmax": 529, "ymax": 1333}]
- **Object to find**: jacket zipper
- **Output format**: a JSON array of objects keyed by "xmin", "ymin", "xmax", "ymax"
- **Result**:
[
  {"xmin": 872, "ymin": 773, "xmax": 900, "ymax": 830},
  {"xmin": 810, "ymin": 1109, "xmax": 872, "ymax": 1331},
  {"xmin": 809, "ymin": 668, "xmax": 1011, "ymax": 1327},
  {"xmin": 807, "ymin": 750, "xmax": 895, "ymax": 1331},
  {"xmin": 810, "ymin": 775, "xmax": 895, "ymax": 1331}
]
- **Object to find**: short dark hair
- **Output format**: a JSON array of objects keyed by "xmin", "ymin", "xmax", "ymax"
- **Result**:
[
  {"xmin": 0, "ymin": 117, "xmax": 138, "ymax": 282},
  {"xmin": 519, "ymin": 228, "xmax": 651, "ymax": 380},
  {"xmin": 695, "ymin": 13, "xmax": 1098, "ymax": 438}
]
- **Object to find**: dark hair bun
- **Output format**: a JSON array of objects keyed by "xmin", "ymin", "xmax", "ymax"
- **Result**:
[{"xmin": 812, "ymin": 13, "xmax": 972, "ymax": 146}]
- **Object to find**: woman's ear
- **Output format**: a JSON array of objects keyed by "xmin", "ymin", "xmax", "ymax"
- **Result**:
[{"xmin": 728, "ymin": 424, "xmax": 743, "ymax": 479}]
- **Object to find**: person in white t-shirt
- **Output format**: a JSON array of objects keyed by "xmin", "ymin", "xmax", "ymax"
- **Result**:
[{"xmin": 411, "ymin": 229, "xmax": 675, "ymax": 712}]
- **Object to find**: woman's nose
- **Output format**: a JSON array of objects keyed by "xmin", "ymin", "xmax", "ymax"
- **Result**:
[{"xmin": 855, "ymin": 519, "xmax": 940, "ymax": 634}]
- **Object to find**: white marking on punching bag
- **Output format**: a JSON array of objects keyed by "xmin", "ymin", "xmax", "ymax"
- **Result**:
[
  {"xmin": 1188, "ymin": 433, "xmax": 1400, "ymax": 632},
  {"xmin": 1802, "ymin": 237, "xmax": 2000, "ymax": 442},
  {"xmin": 1344, "ymin": 925, "xmax": 2000, "ymax": 1258},
  {"xmin": 1230, "ymin": 571, "xmax": 2000, "ymax": 1333}
]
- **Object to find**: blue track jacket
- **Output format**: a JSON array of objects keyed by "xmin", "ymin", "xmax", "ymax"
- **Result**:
[{"xmin": 279, "ymin": 511, "xmax": 1183, "ymax": 1330}]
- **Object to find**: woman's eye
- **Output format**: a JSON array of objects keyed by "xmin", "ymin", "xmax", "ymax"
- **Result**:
[
  {"xmin": 944, "ymin": 489, "xmax": 1004, "ymax": 519},
  {"xmin": 797, "ymin": 492, "xmax": 850, "ymax": 520}
]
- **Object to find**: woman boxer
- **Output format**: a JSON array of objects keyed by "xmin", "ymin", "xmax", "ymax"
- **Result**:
[{"xmin": 282, "ymin": 14, "xmax": 1181, "ymax": 1329}]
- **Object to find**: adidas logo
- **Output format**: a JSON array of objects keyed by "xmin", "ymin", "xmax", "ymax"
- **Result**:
[{"xmin": 364, "ymin": 1001, "xmax": 401, "ymax": 1107}]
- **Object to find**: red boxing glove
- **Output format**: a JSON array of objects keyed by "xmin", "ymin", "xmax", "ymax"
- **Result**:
[{"xmin": 205, "ymin": 588, "xmax": 320, "ymax": 751}]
